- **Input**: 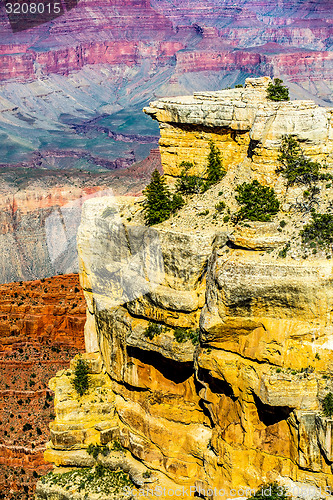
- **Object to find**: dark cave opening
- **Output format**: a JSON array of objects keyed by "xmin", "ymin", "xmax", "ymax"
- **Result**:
[
  {"xmin": 198, "ymin": 368, "xmax": 236, "ymax": 400},
  {"xmin": 253, "ymin": 393, "xmax": 292, "ymax": 426},
  {"xmin": 126, "ymin": 346, "xmax": 194, "ymax": 384}
]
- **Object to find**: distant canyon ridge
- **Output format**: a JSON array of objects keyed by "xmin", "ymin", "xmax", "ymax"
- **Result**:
[{"xmin": 0, "ymin": 0, "xmax": 332, "ymax": 100}]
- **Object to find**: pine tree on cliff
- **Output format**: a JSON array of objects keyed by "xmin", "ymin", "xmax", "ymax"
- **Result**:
[
  {"xmin": 266, "ymin": 78, "xmax": 290, "ymax": 101},
  {"xmin": 143, "ymin": 169, "xmax": 173, "ymax": 225},
  {"xmin": 204, "ymin": 141, "xmax": 226, "ymax": 190}
]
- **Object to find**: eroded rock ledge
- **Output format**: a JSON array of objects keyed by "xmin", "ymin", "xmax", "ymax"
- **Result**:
[
  {"xmin": 144, "ymin": 76, "xmax": 333, "ymax": 185},
  {"xmin": 36, "ymin": 79, "xmax": 333, "ymax": 500}
]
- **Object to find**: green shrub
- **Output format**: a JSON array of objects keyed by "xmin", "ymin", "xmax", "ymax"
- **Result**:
[
  {"xmin": 235, "ymin": 180, "xmax": 280, "ymax": 221},
  {"xmin": 278, "ymin": 242, "xmax": 290, "ymax": 258},
  {"xmin": 171, "ymin": 193, "xmax": 185, "ymax": 212},
  {"xmin": 111, "ymin": 440, "xmax": 125, "ymax": 452},
  {"xmin": 198, "ymin": 209, "xmax": 209, "ymax": 216},
  {"xmin": 323, "ymin": 393, "xmax": 333, "ymax": 417},
  {"xmin": 144, "ymin": 322, "xmax": 165, "ymax": 340},
  {"xmin": 142, "ymin": 470, "xmax": 152, "ymax": 478},
  {"xmin": 235, "ymin": 84, "xmax": 243, "ymax": 88},
  {"xmin": 266, "ymin": 78, "xmax": 290, "ymax": 101},
  {"xmin": 173, "ymin": 327, "xmax": 199, "ymax": 345},
  {"xmin": 175, "ymin": 162, "xmax": 205, "ymax": 195},
  {"xmin": 215, "ymin": 201, "xmax": 226, "ymax": 213},
  {"xmin": 87, "ymin": 444, "xmax": 109, "ymax": 460},
  {"xmin": 87, "ymin": 444, "xmax": 99, "ymax": 460},
  {"xmin": 72, "ymin": 357, "xmax": 90, "ymax": 397},
  {"xmin": 95, "ymin": 464, "xmax": 105, "ymax": 478},
  {"xmin": 301, "ymin": 212, "xmax": 333, "ymax": 249},
  {"xmin": 249, "ymin": 482, "xmax": 290, "ymax": 500},
  {"xmin": 277, "ymin": 135, "xmax": 320, "ymax": 186}
]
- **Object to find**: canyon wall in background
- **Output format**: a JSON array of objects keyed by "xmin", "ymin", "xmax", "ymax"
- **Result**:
[
  {"xmin": 0, "ymin": 149, "xmax": 161, "ymax": 283},
  {"xmin": 0, "ymin": 0, "xmax": 331, "ymax": 183}
]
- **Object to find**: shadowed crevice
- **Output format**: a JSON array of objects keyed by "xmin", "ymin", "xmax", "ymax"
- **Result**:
[
  {"xmin": 127, "ymin": 346, "xmax": 193, "ymax": 384},
  {"xmin": 253, "ymin": 393, "xmax": 292, "ymax": 426},
  {"xmin": 198, "ymin": 368, "xmax": 236, "ymax": 400}
]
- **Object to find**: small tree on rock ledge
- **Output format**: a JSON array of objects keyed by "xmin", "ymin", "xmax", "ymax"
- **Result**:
[
  {"xmin": 72, "ymin": 356, "xmax": 90, "ymax": 396},
  {"xmin": 143, "ymin": 169, "xmax": 184, "ymax": 225},
  {"xmin": 266, "ymin": 78, "xmax": 290, "ymax": 102},
  {"xmin": 203, "ymin": 141, "xmax": 226, "ymax": 191}
]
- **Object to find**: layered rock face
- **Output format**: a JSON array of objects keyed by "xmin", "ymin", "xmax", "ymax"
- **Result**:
[
  {"xmin": 144, "ymin": 76, "xmax": 333, "ymax": 185},
  {"xmin": 0, "ymin": 0, "xmax": 180, "ymax": 81},
  {"xmin": 36, "ymin": 79, "xmax": 333, "ymax": 499}
]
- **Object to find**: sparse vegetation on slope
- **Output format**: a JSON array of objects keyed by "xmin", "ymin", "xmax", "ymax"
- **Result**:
[
  {"xmin": 143, "ymin": 142, "xmax": 225, "ymax": 225},
  {"xmin": 175, "ymin": 162, "xmax": 205, "ymax": 194},
  {"xmin": 277, "ymin": 135, "xmax": 320, "ymax": 186},
  {"xmin": 301, "ymin": 211, "xmax": 333, "ymax": 250},
  {"xmin": 39, "ymin": 467, "xmax": 133, "ymax": 495}
]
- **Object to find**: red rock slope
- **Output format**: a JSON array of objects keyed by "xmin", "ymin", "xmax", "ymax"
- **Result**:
[{"xmin": 0, "ymin": 274, "xmax": 85, "ymax": 500}]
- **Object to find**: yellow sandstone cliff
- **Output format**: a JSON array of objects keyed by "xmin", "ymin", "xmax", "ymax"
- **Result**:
[
  {"xmin": 143, "ymin": 76, "xmax": 333, "ymax": 188},
  {"xmin": 35, "ymin": 78, "xmax": 333, "ymax": 500}
]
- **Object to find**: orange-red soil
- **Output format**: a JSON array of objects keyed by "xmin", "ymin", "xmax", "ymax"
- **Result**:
[{"xmin": 0, "ymin": 274, "xmax": 86, "ymax": 499}]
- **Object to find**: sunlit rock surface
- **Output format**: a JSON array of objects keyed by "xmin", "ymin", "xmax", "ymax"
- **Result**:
[
  {"xmin": 144, "ymin": 77, "xmax": 333, "ymax": 184},
  {"xmin": 36, "ymin": 80, "xmax": 333, "ymax": 499}
]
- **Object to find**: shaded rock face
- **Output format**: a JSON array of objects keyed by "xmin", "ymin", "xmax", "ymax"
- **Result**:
[
  {"xmin": 144, "ymin": 76, "xmax": 333, "ymax": 184},
  {"xmin": 0, "ymin": 274, "xmax": 85, "ymax": 499},
  {"xmin": 37, "ymin": 82, "xmax": 333, "ymax": 498}
]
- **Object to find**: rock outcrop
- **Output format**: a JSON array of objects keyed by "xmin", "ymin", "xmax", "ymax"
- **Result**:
[
  {"xmin": 36, "ymin": 79, "xmax": 333, "ymax": 499},
  {"xmin": 144, "ymin": 76, "xmax": 333, "ymax": 185}
]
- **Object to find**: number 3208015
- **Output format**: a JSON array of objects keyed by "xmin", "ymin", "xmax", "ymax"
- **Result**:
[{"xmin": 5, "ymin": 2, "xmax": 61, "ymax": 14}]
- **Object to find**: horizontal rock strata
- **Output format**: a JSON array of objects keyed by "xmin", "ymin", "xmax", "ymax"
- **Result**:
[
  {"xmin": 36, "ymin": 79, "xmax": 333, "ymax": 499},
  {"xmin": 144, "ymin": 76, "xmax": 333, "ymax": 184}
]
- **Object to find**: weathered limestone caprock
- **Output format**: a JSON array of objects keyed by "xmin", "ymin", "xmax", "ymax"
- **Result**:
[
  {"xmin": 144, "ymin": 76, "xmax": 333, "ymax": 185},
  {"xmin": 36, "ymin": 79, "xmax": 333, "ymax": 500}
]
